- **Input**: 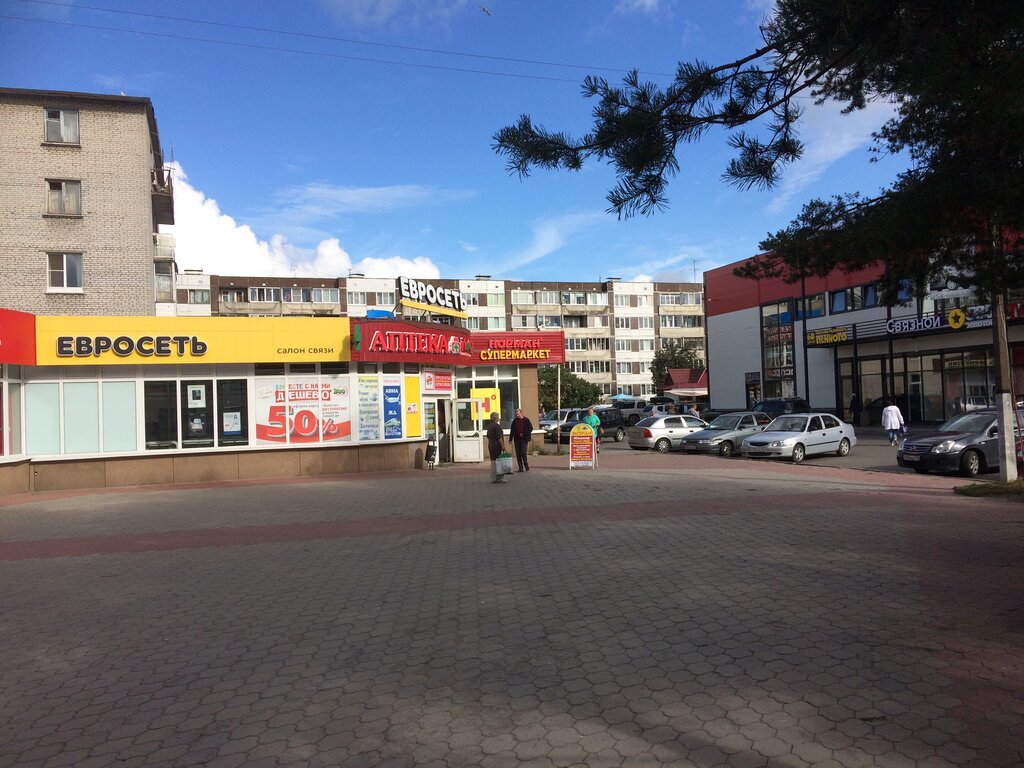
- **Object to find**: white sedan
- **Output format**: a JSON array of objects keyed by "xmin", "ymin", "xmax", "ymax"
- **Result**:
[{"xmin": 741, "ymin": 413, "xmax": 856, "ymax": 463}]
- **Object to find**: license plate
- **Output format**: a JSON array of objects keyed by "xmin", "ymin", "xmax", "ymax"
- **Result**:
[
  {"xmin": 902, "ymin": 454, "xmax": 919, "ymax": 462},
  {"xmin": 746, "ymin": 448, "xmax": 767, "ymax": 455}
]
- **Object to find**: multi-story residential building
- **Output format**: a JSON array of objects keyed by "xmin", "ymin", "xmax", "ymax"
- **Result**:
[
  {"xmin": 186, "ymin": 274, "xmax": 705, "ymax": 397},
  {"xmin": 0, "ymin": 88, "xmax": 176, "ymax": 315}
]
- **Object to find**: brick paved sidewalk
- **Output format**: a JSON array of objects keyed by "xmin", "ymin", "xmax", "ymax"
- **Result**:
[{"xmin": 1, "ymin": 460, "xmax": 1021, "ymax": 767}]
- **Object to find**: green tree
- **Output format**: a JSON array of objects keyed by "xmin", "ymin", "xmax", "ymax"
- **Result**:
[
  {"xmin": 650, "ymin": 341, "xmax": 704, "ymax": 393},
  {"xmin": 496, "ymin": 1, "xmax": 1024, "ymax": 478},
  {"xmin": 538, "ymin": 365, "xmax": 603, "ymax": 410}
]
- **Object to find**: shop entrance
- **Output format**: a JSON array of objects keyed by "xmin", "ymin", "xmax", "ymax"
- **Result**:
[
  {"xmin": 423, "ymin": 397, "xmax": 452, "ymax": 464},
  {"xmin": 453, "ymin": 398, "xmax": 484, "ymax": 462}
]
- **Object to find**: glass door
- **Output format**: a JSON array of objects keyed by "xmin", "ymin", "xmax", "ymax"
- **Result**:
[{"xmin": 453, "ymin": 398, "xmax": 483, "ymax": 462}]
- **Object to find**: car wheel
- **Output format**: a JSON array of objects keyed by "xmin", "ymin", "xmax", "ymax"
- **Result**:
[
  {"xmin": 655, "ymin": 438, "xmax": 671, "ymax": 453},
  {"xmin": 836, "ymin": 438, "xmax": 851, "ymax": 457},
  {"xmin": 614, "ymin": 428, "xmax": 625, "ymax": 442},
  {"xmin": 959, "ymin": 449, "xmax": 981, "ymax": 477},
  {"xmin": 913, "ymin": 467, "xmax": 929, "ymax": 474},
  {"xmin": 791, "ymin": 443, "xmax": 806, "ymax": 464},
  {"xmin": 718, "ymin": 441, "xmax": 734, "ymax": 458}
]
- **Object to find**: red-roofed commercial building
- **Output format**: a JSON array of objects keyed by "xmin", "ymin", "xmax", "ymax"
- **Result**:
[{"xmin": 704, "ymin": 255, "xmax": 1024, "ymax": 424}]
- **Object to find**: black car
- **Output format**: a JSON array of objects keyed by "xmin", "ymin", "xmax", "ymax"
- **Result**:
[
  {"xmin": 897, "ymin": 409, "xmax": 1023, "ymax": 477},
  {"xmin": 557, "ymin": 407, "xmax": 627, "ymax": 443},
  {"xmin": 752, "ymin": 398, "xmax": 812, "ymax": 419}
]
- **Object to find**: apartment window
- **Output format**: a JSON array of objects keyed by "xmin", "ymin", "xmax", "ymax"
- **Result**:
[
  {"xmin": 683, "ymin": 338, "xmax": 705, "ymax": 350},
  {"xmin": 536, "ymin": 291, "xmax": 558, "ymax": 305},
  {"xmin": 282, "ymin": 287, "xmax": 311, "ymax": 302},
  {"xmin": 615, "ymin": 339, "xmax": 632, "ymax": 352},
  {"xmin": 636, "ymin": 295, "xmax": 650, "ymax": 307},
  {"xmin": 639, "ymin": 384, "xmax": 655, "ymax": 396},
  {"xmin": 614, "ymin": 317, "xmax": 631, "ymax": 329},
  {"xmin": 590, "ymin": 315, "xmax": 608, "ymax": 328},
  {"xmin": 46, "ymin": 180, "xmax": 81, "ymax": 215},
  {"xmin": 44, "ymin": 108, "xmax": 79, "ymax": 144},
  {"xmin": 614, "ymin": 294, "xmax": 629, "ymax": 306},
  {"xmin": 187, "ymin": 289, "xmax": 210, "ymax": 304},
  {"xmin": 488, "ymin": 293, "xmax": 505, "ymax": 306},
  {"xmin": 829, "ymin": 285, "xmax": 878, "ymax": 314},
  {"xmin": 587, "ymin": 293, "xmax": 608, "ymax": 306},
  {"xmin": 563, "ymin": 315, "xmax": 584, "ymax": 328},
  {"xmin": 588, "ymin": 338, "xmax": 611, "ymax": 351},
  {"xmin": 47, "ymin": 252, "xmax": 82, "ymax": 289},
  {"xmin": 487, "ymin": 316, "xmax": 506, "ymax": 331},
  {"xmin": 347, "ymin": 291, "xmax": 366, "ymax": 305},
  {"xmin": 511, "ymin": 290, "xmax": 535, "ymax": 304},
  {"xmin": 538, "ymin": 315, "xmax": 562, "ymax": 329},
  {"xmin": 660, "ymin": 293, "xmax": 681, "ymax": 305},
  {"xmin": 638, "ymin": 338, "xmax": 655, "ymax": 351},
  {"xmin": 589, "ymin": 360, "xmax": 610, "ymax": 374},
  {"xmin": 511, "ymin": 314, "xmax": 535, "ymax": 329},
  {"xmin": 311, "ymin": 288, "xmax": 339, "ymax": 304},
  {"xmin": 155, "ymin": 262, "xmax": 173, "ymax": 303},
  {"xmin": 376, "ymin": 292, "xmax": 395, "ymax": 305},
  {"xmin": 617, "ymin": 362, "xmax": 631, "ymax": 374},
  {"xmin": 680, "ymin": 292, "xmax": 703, "ymax": 305},
  {"xmin": 568, "ymin": 361, "xmax": 588, "ymax": 373},
  {"xmin": 637, "ymin": 316, "xmax": 654, "ymax": 329},
  {"xmin": 220, "ymin": 288, "xmax": 246, "ymax": 303},
  {"xmin": 565, "ymin": 337, "xmax": 587, "ymax": 351},
  {"xmin": 463, "ymin": 293, "xmax": 480, "ymax": 306},
  {"xmin": 638, "ymin": 361, "xmax": 652, "ymax": 374},
  {"xmin": 601, "ymin": 383, "xmax": 612, "ymax": 395},
  {"xmin": 250, "ymin": 287, "xmax": 281, "ymax": 302},
  {"xmin": 465, "ymin": 317, "xmax": 481, "ymax": 330}
]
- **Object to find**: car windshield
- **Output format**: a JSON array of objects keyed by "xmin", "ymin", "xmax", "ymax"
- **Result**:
[
  {"xmin": 938, "ymin": 413, "xmax": 995, "ymax": 433},
  {"xmin": 768, "ymin": 416, "xmax": 808, "ymax": 432},
  {"xmin": 635, "ymin": 417, "xmax": 659, "ymax": 428},
  {"xmin": 709, "ymin": 415, "xmax": 743, "ymax": 430}
]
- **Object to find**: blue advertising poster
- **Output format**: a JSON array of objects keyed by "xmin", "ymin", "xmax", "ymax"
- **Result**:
[{"xmin": 382, "ymin": 382, "xmax": 402, "ymax": 439}]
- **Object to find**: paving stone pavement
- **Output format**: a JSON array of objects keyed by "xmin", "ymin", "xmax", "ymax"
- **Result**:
[{"xmin": 1, "ymin": 453, "xmax": 1022, "ymax": 768}]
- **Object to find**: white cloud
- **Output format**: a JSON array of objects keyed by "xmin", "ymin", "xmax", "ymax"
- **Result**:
[
  {"xmin": 767, "ymin": 98, "xmax": 896, "ymax": 213},
  {"xmin": 627, "ymin": 245, "xmax": 716, "ymax": 283},
  {"xmin": 169, "ymin": 163, "xmax": 440, "ymax": 279},
  {"xmin": 631, "ymin": 273, "xmax": 654, "ymax": 282},
  {"xmin": 616, "ymin": 0, "xmax": 660, "ymax": 13},
  {"xmin": 458, "ymin": 240, "xmax": 479, "ymax": 253},
  {"xmin": 512, "ymin": 212, "xmax": 604, "ymax": 269}
]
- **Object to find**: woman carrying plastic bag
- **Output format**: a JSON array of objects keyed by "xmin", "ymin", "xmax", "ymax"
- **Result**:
[{"xmin": 487, "ymin": 412, "xmax": 510, "ymax": 483}]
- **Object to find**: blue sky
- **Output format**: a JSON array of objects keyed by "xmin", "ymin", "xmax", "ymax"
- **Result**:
[{"xmin": 1, "ymin": 0, "xmax": 907, "ymax": 282}]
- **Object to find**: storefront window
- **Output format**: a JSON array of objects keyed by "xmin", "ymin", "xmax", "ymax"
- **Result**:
[
  {"xmin": 761, "ymin": 299, "xmax": 795, "ymax": 397},
  {"xmin": 64, "ymin": 381, "xmax": 100, "ymax": 454},
  {"xmin": 8, "ymin": 383, "xmax": 22, "ymax": 455},
  {"xmin": 181, "ymin": 381, "xmax": 214, "ymax": 448},
  {"xmin": 217, "ymin": 380, "xmax": 249, "ymax": 447},
  {"xmin": 25, "ymin": 382, "xmax": 59, "ymax": 455},
  {"xmin": 102, "ymin": 381, "xmax": 137, "ymax": 452},
  {"xmin": 145, "ymin": 381, "xmax": 178, "ymax": 450}
]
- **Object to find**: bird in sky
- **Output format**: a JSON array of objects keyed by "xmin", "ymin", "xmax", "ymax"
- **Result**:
[{"xmin": 480, "ymin": 6, "xmax": 491, "ymax": 16}]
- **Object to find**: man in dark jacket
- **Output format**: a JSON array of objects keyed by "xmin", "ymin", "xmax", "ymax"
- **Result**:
[
  {"xmin": 510, "ymin": 408, "xmax": 534, "ymax": 472},
  {"xmin": 486, "ymin": 411, "xmax": 507, "ymax": 484}
]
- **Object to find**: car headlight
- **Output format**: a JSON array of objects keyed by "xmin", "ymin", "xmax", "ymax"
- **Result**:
[
  {"xmin": 932, "ymin": 440, "xmax": 956, "ymax": 453},
  {"xmin": 698, "ymin": 438, "xmax": 717, "ymax": 445},
  {"xmin": 769, "ymin": 439, "xmax": 793, "ymax": 448}
]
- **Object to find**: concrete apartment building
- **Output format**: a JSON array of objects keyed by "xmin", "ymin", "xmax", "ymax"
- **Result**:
[
  {"xmin": 0, "ymin": 88, "xmax": 175, "ymax": 315},
  {"xmin": 190, "ymin": 274, "xmax": 705, "ymax": 396}
]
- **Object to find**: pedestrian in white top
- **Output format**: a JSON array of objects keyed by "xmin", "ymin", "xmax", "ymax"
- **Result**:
[{"xmin": 881, "ymin": 397, "xmax": 905, "ymax": 446}]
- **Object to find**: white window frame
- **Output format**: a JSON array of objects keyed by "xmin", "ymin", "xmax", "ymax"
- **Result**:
[
  {"xmin": 187, "ymin": 289, "xmax": 211, "ymax": 305},
  {"xmin": 250, "ymin": 287, "xmax": 282, "ymax": 302},
  {"xmin": 615, "ymin": 339, "xmax": 631, "ymax": 352},
  {"xmin": 47, "ymin": 252, "xmax": 83, "ymax": 291},
  {"xmin": 346, "ymin": 291, "xmax": 367, "ymax": 305},
  {"xmin": 46, "ymin": 179, "xmax": 82, "ymax": 216},
  {"xmin": 488, "ymin": 293, "xmax": 505, "ymax": 306},
  {"xmin": 636, "ymin": 295, "xmax": 650, "ymax": 307},
  {"xmin": 44, "ymin": 108, "xmax": 79, "ymax": 144},
  {"xmin": 511, "ymin": 314, "xmax": 536, "ymax": 329},
  {"xmin": 511, "ymin": 290, "xmax": 535, "ymax": 304},
  {"xmin": 614, "ymin": 317, "xmax": 631, "ymax": 329},
  {"xmin": 637, "ymin": 316, "xmax": 654, "ymax": 329},
  {"xmin": 616, "ymin": 362, "xmax": 631, "ymax": 374},
  {"xmin": 487, "ymin": 316, "xmax": 506, "ymax": 331},
  {"xmin": 660, "ymin": 293, "xmax": 681, "ymax": 305},
  {"xmin": 614, "ymin": 294, "xmax": 629, "ymax": 306},
  {"xmin": 638, "ymin": 338, "xmax": 655, "ymax": 351},
  {"xmin": 311, "ymin": 288, "xmax": 339, "ymax": 304},
  {"xmin": 587, "ymin": 293, "xmax": 608, "ymax": 306},
  {"xmin": 536, "ymin": 291, "xmax": 558, "ymax": 305},
  {"xmin": 375, "ymin": 291, "xmax": 396, "ymax": 306}
]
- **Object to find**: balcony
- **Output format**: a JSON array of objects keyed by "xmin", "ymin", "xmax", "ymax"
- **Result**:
[{"xmin": 151, "ymin": 166, "xmax": 174, "ymax": 226}]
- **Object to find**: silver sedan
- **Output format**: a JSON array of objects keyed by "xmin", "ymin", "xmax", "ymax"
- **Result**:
[
  {"xmin": 681, "ymin": 411, "xmax": 773, "ymax": 457},
  {"xmin": 741, "ymin": 412, "xmax": 857, "ymax": 463},
  {"xmin": 627, "ymin": 414, "xmax": 708, "ymax": 453}
]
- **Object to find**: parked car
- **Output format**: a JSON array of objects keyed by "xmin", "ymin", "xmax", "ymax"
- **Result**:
[
  {"xmin": 610, "ymin": 398, "xmax": 648, "ymax": 425},
  {"xmin": 752, "ymin": 397, "xmax": 812, "ymax": 419},
  {"xmin": 641, "ymin": 403, "xmax": 679, "ymax": 419},
  {"xmin": 556, "ymin": 407, "xmax": 627, "ymax": 443},
  {"xmin": 681, "ymin": 411, "xmax": 773, "ymax": 457},
  {"xmin": 897, "ymin": 409, "xmax": 1023, "ymax": 477},
  {"xmin": 741, "ymin": 413, "xmax": 857, "ymax": 463},
  {"xmin": 627, "ymin": 414, "xmax": 708, "ymax": 452},
  {"xmin": 539, "ymin": 409, "xmax": 574, "ymax": 440}
]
